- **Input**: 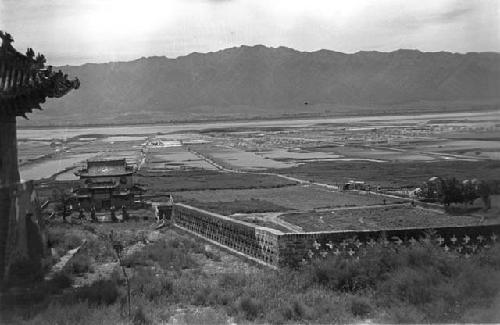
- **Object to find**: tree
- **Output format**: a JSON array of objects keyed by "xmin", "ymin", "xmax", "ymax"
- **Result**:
[
  {"xmin": 441, "ymin": 178, "xmax": 464, "ymax": 206},
  {"xmin": 462, "ymin": 181, "xmax": 478, "ymax": 205},
  {"xmin": 477, "ymin": 182, "xmax": 491, "ymax": 211}
]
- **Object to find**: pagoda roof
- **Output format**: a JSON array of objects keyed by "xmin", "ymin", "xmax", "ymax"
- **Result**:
[
  {"xmin": 0, "ymin": 31, "xmax": 79, "ymax": 118},
  {"xmin": 76, "ymin": 158, "xmax": 134, "ymax": 177}
]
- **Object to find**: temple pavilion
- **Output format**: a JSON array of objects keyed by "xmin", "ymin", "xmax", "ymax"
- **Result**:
[{"xmin": 74, "ymin": 158, "xmax": 145, "ymax": 210}]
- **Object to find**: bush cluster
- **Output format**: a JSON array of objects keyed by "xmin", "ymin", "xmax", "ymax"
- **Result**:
[
  {"xmin": 122, "ymin": 238, "xmax": 200, "ymax": 271},
  {"xmin": 64, "ymin": 253, "xmax": 93, "ymax": 274},
  {"xmin": 73, "ymin": 279, "xmax": 120, "ymax": 307},
  {"xmin": 16, "ymin": 230, "xmax": 500, "ymax": 324}
]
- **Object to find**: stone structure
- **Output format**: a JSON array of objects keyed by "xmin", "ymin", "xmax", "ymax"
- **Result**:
[
  {"xmin": 174, "ymin": 204, "xmax": 281, "ymax": 267},
  {"xmin": 0, "ymin": 31, "xmax": 79, "ymax": 286},
  {"xmin": 172, "ymin": 203, "xmax": 500, "ymax": 268},
  {"xmin": 74, "ymin": 158, "xmax": 144, "ymax": 210}
]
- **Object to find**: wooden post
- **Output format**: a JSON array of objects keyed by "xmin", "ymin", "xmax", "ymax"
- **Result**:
[
  {"xmin": 0, "ymin": 113, "xmax": 19, "ymax": 283},
  {"xmin": 0, "ymin": 113, "xmax": 20, "ymax": 185}
]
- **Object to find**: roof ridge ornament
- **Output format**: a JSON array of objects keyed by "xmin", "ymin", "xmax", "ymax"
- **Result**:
[{"xmin": 0, "ymin": 30, "xmax": 79, "ymax": 117}]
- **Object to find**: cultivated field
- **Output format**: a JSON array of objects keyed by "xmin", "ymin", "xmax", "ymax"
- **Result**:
[
  {"xmin": 137, "ymin": 170, "xmax": 298, "ymax": 195},
  {"xmin": 172, "ymin": 185, "xmax": 401, "ymax": 211},
  {"xmin": 280, "ymin": 206, "xmax": 486, "ymax": 232}
]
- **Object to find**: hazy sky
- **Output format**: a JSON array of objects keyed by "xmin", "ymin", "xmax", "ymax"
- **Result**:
[{"xmin": 1, "ymin": 0, "xmax": 499, "ymax": 65}]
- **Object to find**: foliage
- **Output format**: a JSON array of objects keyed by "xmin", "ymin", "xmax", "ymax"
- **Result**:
[
  {"xmin": 12, "ymin": 225, "xmax": 500, "ymax": 324},
  {"xmin": 130, "ymin": 268, "xmax": 173, "ymax": 302},
  {"xmin": 7, "ymin": 258, "xmax": 43, "ymax": 287},
  {"xmin": 419, "ymin": 177, "xmax": 492, "ymax": 208},
  {"xmin": 45, "ymin": 272, "xmax": 74, "ymax": 294},
  {"xmin": 132, "ymin": 306, "xmax": 151, "ymax": 325},
  {"xmin": 122, "ymin": 238, "xmax": 200, "ymax": 271},
  {"xmin": 65, "ymin": 253, "xmax": 92, "ymax": 274},
  {"xmin": 73, "ymin": 279, "xmax": 120, "ymax": 306}
]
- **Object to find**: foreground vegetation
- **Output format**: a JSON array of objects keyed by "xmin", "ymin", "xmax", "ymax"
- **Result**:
[{"xmin": 4, "ymin": 222, "xmax": 500, "ymax": 324}]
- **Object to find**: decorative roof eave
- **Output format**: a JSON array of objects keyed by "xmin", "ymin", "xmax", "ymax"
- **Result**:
[
  {"xmin": 77, "ymin": 171, "xmax": 134, "ymax": 178},
  {"xmin": 0, "ymin": 31, "xmax": 79, "ymax": 118}
]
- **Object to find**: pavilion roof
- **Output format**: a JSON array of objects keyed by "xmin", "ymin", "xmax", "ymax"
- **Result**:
[{"xmin": 0, "ymin": 31, "xmax": 79, "ymax": 118}]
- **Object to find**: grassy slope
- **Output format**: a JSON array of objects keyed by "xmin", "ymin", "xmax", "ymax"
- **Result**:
[{"xmin": 7, "ymin": 221, "xmax": 500, "ymax": 324}]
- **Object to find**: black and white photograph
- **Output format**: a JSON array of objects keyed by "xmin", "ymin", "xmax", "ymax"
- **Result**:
[{"xmin": 1, "ymin": 0, "xmax": 500, "ymax": 323}]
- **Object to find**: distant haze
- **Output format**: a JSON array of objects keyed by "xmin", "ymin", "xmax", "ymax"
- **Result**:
[
  {"xmin": 19, "ymin": 46, "xmax": 500, "ymax": 126},
  {"xmin": 1, "ymin": 0, "xmax": 499, "ymax": 66}
]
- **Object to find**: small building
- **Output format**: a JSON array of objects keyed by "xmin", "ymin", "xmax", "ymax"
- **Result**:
[
  {"xmin": 343, "ymin": 180, "xmax": 368, "ymax": 191},
  {"xmin": 74, "ymin": 158, "xmax": 144, "ymax": 210}
]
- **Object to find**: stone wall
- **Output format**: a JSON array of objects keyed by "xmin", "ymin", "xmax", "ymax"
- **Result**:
[
  {"xmin": 277, "ymin": 225, "xmax": 500, "ymax": 267},
  {"xmin": 174, "ymin": 204, "xmax": 281, "ymax": 267},
  {"xmin": 172, "ymin": 204, "xmax": 500, "ymax": 268}
]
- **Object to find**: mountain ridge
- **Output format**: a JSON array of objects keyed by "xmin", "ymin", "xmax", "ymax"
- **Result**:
[{"xmin": 24, "ymin": 45, "xmax": 500, "ymax": 126}]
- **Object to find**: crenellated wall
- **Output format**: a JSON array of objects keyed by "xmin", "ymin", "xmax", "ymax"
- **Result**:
[
  {"xmin": 172, "ymin": 204, "xmax": 500, "ymax": 268},
  {"xmin": 276, "ymin": 225, "xmax": 500, "ymax": 267}
]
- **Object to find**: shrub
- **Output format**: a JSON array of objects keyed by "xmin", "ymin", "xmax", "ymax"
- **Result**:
[
  {"xmin": 45, "ymin": 272, "xmax": 73, "ymax": 294},
  {"xmin": 349, "ymin": 295, "xmax": 373, "ymax": 317},
  {"xmin": 65, "ymin": 253, "xmax": 92, "ymax": 274},
  {"xmin": 378, "ymin": 266, "xmax": 441, "ymax": 305},
  {"xmin": 237, "ymin": 295, "xmax": 263, "ymax": 321},
  {"xmin": 19, "ymin": 301, "xmax": 123, "ymax": 325},
  {"xmin": 130, "ymin": 268, "xmax": 173, "ymax": 302},
  {"xmin": 124, "ymin": 239, "xmax": 200, "ymax": 271},
  {"xmin": 147, "ymin": 239, "xmax": 199, "ymax": 271},
  {"xmin": 132, "ymin": 306, "xmax": 151, "ymax": 325},
  {"xmin": 279, "ymin": 299, "xmax": 311, "ymax": 321},
  {"xmin": 74, "ymin": 279, "xmax": 120, "ymax": 306},
  {"xmin": 217, "ymin": 273, "xmax": 247, "ymax": 289},
  {"xmin": 204, "ymin": 250, "xmax": 221, "ymax": 261},
  {"xmin": 48, "ymin": 230, "xmax": 83, "ymax": 251},
  {"xmin": 121, "ymin": 251, "xmax": 152, "ymax": 268},
  {"xmin": 178, "ymin": 308, "xmax": 229, "ymax": 325},
  {"xmin": 7, "ymin": 258, "xmax": 43, "ymax": 286}
]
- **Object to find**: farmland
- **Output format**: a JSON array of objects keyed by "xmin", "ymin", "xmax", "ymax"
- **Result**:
[
  {"xmin": 172, "ymin": 185, "xmax": 402, "ymax": 211},
  {"xmin": 20, "ymin": 109, "xmax": 500, "ymax": 230},
  {"xmin": 280, "ymin": 205, "xmax": 484, "ymax": 232}
]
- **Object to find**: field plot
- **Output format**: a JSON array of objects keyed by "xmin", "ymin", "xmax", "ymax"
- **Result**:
[
  {"xmin": 259, "ymin": 148, "xmax": 342, "ymax": 162},
  {"xmin": 138, "ymin": 170, "xmax": 297, "ymax": 194},
  {"xmin": 280, "ymin": 206, "xmax": 485, "ymax": 232},
  {"xmin": 276, "ymin": 160, "xmax": 500, "ymax": 188},
  {"xmin": 175, "ymin": 198, "xmax": 287, "ymax": 215},
  {"xmin": 146, "ymin": 146, "xmax": 217, "ymax": 171},
  {"xmin": 324, "ymin": 146, "xmax": 436, "ymax": 162},
  {"xmin": 172, "ymin": 185, "xmax": 400, "ymax": 211},
  {"xmin": 189, "ymin": 144, "xmax": 291, "ymax": 170},
  {"xmin": 69, "ymin": 138, "xmax": 144, "ymax": 154}
]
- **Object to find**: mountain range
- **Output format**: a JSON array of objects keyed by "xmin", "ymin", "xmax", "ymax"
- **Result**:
[{"xmin": 23, "ymin": 45, "xmax": 500, "ymax": 126}]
